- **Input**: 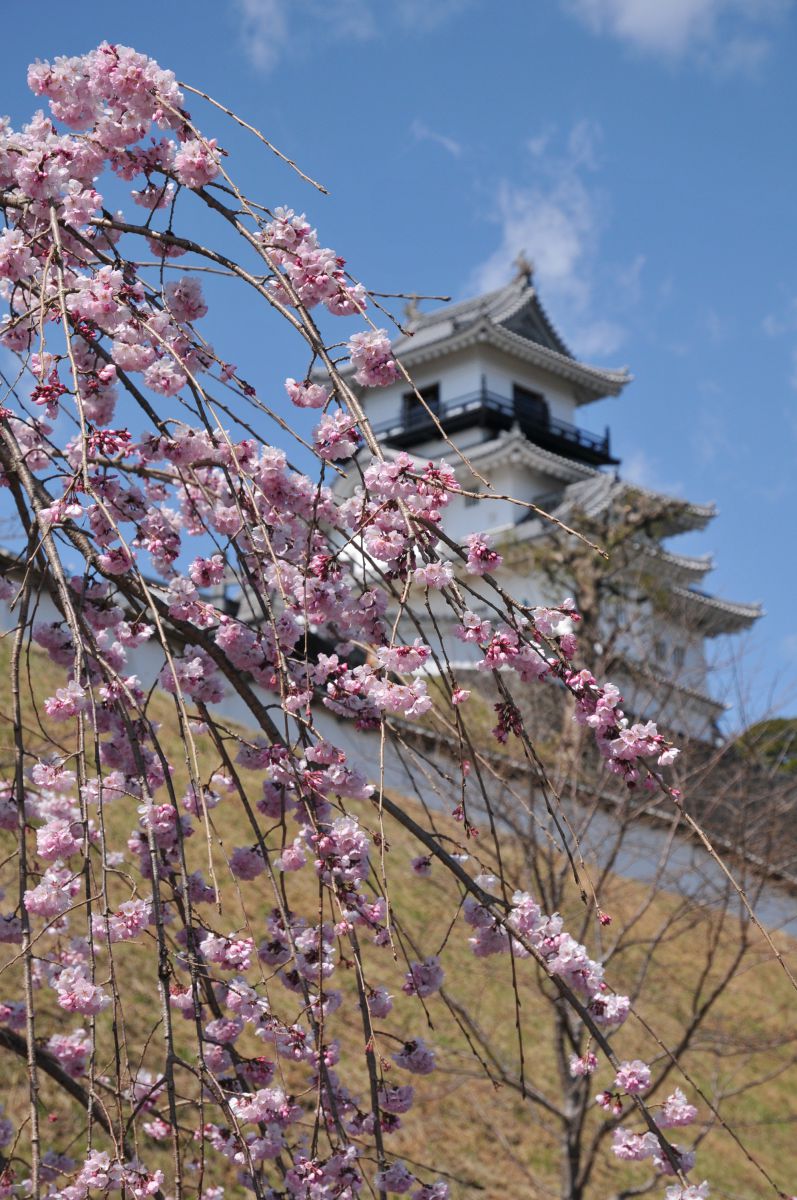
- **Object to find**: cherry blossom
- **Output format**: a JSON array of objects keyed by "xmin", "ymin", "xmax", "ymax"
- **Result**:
[
  {"xmin": 285, "ymin": 376, "xmax": 329, "ymax": 408},
  {"xmin": 402, "ymin": 955, "xmax": 444, "ymax": 998},
  {"xmin": 0, "ymin": 39, "xmax": 707, "ymax": 1200},
  {"xmin": 348, "ymin": 329, "xmax": 399, "ymax": 387},
  {"xmin": 659, "ymin": 1088, "xmax": 699, "ymax": 1129},
  {"xmin": 173, "ymin": 137, "xmax": 221, "ymax": 189},
  {"xmin": 393, "ymin": 1038, "xmax": 437, "ymax": 1075},
  {"xmin": 615, "ymin": 1059, "xmax": 652, "ymax": 1095}
]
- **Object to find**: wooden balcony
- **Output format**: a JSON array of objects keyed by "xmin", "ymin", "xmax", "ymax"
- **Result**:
[{"xmin": 371, "ymin": 387, "xmax": 617, "ymax": 466}]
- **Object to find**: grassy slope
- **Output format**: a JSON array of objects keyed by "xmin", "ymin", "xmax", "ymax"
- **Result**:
[{"xmin": 0, "ymin": 639, "xmax": 795, "ymax": 1199}]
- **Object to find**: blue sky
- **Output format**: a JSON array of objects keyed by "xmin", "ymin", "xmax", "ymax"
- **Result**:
[{"xmin": 2, "ymin": 0, "xmax": 796, "ymax": 724}]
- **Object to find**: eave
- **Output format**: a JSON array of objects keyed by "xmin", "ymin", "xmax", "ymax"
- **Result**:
[
  {"xmin": 386, "ymin": 320, "xmax": 630, "ymax": 403},
  {"xmin": 452, "ymin": 428, "xmax": 600, "ymax": 485},
  {"xmin": 618, "ymin": 657, "xmax": 728, "ymax": 716},
  {"xmin": 671, "ymin": 585, "xmax": 763, "ymax": 636},
  {"xmin": 532, "ymin": 475, "xmax": 717, "ymax": 537}
]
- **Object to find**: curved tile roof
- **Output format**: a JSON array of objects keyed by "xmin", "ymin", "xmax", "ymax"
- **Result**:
[
  {"xmin": 321, "ymin": 276, "xmax": 630, "ymax": 401},
  {"xmin": 389, "ymin": 277, "xmax": 631, "ymax": 402},
  {"xmin": 452, "ymin": 427, "xmax": 599, "ymax": 484},
  {"xmin": 544, "ymin": 474, "xmax": 716, "ymax": 535},
  {"xmin": 670, "ymin": 585, "xmax": 763, "ymax": 635}
]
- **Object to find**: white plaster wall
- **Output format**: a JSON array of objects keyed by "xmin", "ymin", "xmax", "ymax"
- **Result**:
[
  {"xmin": 358, "ymin": 343, "xmax": 598, "ymax": 441},
  {"xmin": 358, "ymin": 346, "xmax": 489, "ymax": 431},
  {"xmin": 442, "ymin": 460, "xmax": 557, "ymax": 542},
  {"xmin": 640, "ymin": 612, "xmax": 710, "ymax": 695},
  {"xmin": 478, "ymin": 346, "xmax": 580, "ymax": 425}
]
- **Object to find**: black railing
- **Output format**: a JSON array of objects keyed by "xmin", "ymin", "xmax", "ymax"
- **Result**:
[{"xmin": 371, "ymin": 387, "xmax": 616, "ymax": 466}]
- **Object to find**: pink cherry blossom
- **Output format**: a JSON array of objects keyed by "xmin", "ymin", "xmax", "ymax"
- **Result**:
[
  {"xmin": 0, "ymin": 38, "xmax": 702, "ymax": 1200},
  {"xmin": 285, "ymin": 377, "xmax": 330, "ymax": 408},
  {"xmin": 465, "ymin": 532, "xmax": 503, "ymax": 576},
  {"xmin": 402, "ymin": 955, "xmax": 444, "ymax": 998},
  {"xmin": 614, "ymin": 1059, "xmax": 651, "ymax": 1095},
  {"xmin": 173, "ymin": 137, "xmax": 220, "ymax": 189},
  {"xmin": 348, "ymin": 329, "xmax": 399, "ymax": 387},
  {"xmin": 375, "ymin": 1162, "xmax": 415, "ymax": 1194},
  {"xmin": 393, "ymin": 1038, "xmax": 436, "ymax": 1075},
  {"xmin": 43, "ymin": 680, "xmax": 87, "ymax": 721}
]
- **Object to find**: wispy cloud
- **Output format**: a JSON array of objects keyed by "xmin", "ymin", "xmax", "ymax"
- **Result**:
[
  {"xmin": 234, "ymin": 0, "xmax": 473, "ymax": 71},
  {"xmin": 762, "ymin": 296, "xmax": 797, "ymax": 338},
  {"xmin": 469, "ymin": 176, "xmax": 594, "ymax": 302},
  {"xmin": 468, "ymin": 120, "xmax": 635, "ymax": 359},
  {"xmin": 759, "ymin": 297, "xmax": 797, "ymax": 392},
  {"xmin": 526, "ymin": 128, "xmax": 555, "ymax": 159},
  {"xmin": 410, "ymin": 119, "xmax": 463, "ymax": 159},
  {"xmin": 704, "ymin": 308, "xmax": 725, "ymax": 343},
  {"xmin": 561, "ymin": 0, "xmax": 789, "ymax": 73},
  {"xmin": 692, "ymin": 396, "xmax": 736, "ymax": 465},
  {"xmin": 234, "ymin": 0, "xmax": 378, "ymax": 70},
  {"xmin": 235, "ymin": 0, "xmax": 291, "ymax": 73},
  {"xmin": 469, "ymin": 121, "xmax": 602, "ymax": 302},
  {"xmin": 623, "ymin": 448, "xmax": 684, "ymax": 496}
]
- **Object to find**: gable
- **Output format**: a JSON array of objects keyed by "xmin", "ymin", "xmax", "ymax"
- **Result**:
[{"xmin": 501, "ymin": 295, "xmax": 572, "ymax": 357}]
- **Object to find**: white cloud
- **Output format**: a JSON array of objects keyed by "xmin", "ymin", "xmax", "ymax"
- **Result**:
[
  {"xmin": 234, "ymin": 0, "xmax": 472, "ymax": 71},
  {"xmin": 469, "ymin": 175, "xmax": 595, "ymax": 302},
  {"xmin": 714, "ymin": 33, "xmax": 772, "ymax": 74},
  {"xmin": 624, "ymin": 448, "xmax": 684, "ymax": 496},
  {"xmin": 759, "ymin": 300, "xmax": 797, "ymax": 393},
  {"xmin": 692, "ymin": 400, "xmax": 735, "ymax": 464},
  {"xmin": 574, "ymin": 318, "xmax": 626, "ymax": 357},
  {"xmin": 566, "ymin": 118, "xmax": 603, "ymax": 170},
  {"xmin": 468, "ymin": 122, "xmax": 633, "ymax": 359},
  {"xmin": 565, "ymin": 0, "xmax": 719, "ymax": 56},
  {"xmin": 410, "ymin": 119, "xmax": 463, "ymax": 158},
  {"xmin": 561, "ymin": 0, "xmax": 789, "ymax": 70},
  {"xmin": 614, "ymin": 253, "xmax": 646, "ymax": 305},
  {"xmin": 762, "ymin": 297, "xmax": 797, "ymax": 338},
  {"xmin": 526, "ymin": 128, "xmax": 555, "ymax": 158},
  {"xmin": 234, "ymin": 0, "xmax": 377, "ymax": 69},
  {"xmin": 704, "ymin": 308, "xmax": 725, "ymax": 342},
  {"xmin": 235, "ymin": 0, "xmax": 290, "ymax": 72}
]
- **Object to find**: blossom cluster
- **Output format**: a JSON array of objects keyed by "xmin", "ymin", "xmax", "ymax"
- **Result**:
[{"xmin": 0, "ymin": 38, "xmax": 698, "ymax": 1200}]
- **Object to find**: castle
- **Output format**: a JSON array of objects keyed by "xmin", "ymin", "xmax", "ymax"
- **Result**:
[{"xmin": 335, "ymin": 260, "xmax": 760, "ymax": 739}]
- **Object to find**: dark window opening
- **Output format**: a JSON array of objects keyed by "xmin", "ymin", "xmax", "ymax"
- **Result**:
[
  {"xmin": 512, "ymin": 383, "xmax": 549, "ymax": 426},
  {"xmin": 402, "ymin": 383, "xmax": 440, "ymax": 427}
]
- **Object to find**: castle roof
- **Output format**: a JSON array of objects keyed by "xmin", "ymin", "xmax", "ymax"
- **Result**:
[
  {"xmin": 670, "ymin": 586, "xmax": 763, "ymax": 635},
  {"xmin": 388, "ymin": 274, "xmax": 631, "ymax": 404},
  {"xmin": 526, "ymin": 473, "xmax": 716, "ymax": 537},
  {"xmin": 452, "ymin": 426, "xmax": 599, "ymax": 484},
  {"xmin": 512, "ymin": 475, "xmax": 760, "ymax": 636}
]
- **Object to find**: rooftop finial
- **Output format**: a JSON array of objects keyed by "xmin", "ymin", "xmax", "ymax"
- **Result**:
[
  {"xmin": 513, "ymin": 250, "xmax": 534, "ymax": 283},
  {"xmin": 403, "ymin": 295, "xmax": 421, "ymax": 324}
]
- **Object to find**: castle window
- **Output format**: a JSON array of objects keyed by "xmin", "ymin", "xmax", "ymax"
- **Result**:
[
  {"xmin": 672, "ymin": 645, "xmax": 686, "ymax": 669},
  {"xmin": 654, "ymin": 639, "xmax": 667, "ymax": 660},
  {"xmin": 402, "ymin": 383, "xmax": 440, "ymax": 428},
  {"xmin": 512, "ymin": 383, "xmax": 549, "ymax": 426}
]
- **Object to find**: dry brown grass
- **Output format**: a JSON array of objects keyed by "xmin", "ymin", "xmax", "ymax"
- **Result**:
[{"xmin": 0, "ymin": 638, "xmax": 795, "ymax": 1199}]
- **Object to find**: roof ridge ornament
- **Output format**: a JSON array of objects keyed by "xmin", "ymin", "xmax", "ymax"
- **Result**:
[
  {"xmin": 513, "ymin": 250, "xmax": 535, "ymax": 283},
  {"xmin": 403, "ymin": 295, "xmax": 421, "ymax": 324}
]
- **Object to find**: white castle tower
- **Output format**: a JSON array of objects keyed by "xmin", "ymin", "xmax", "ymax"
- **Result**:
[{"xmin": 336, "ymin": 259, "xmax": 760, "ymax": 739}]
